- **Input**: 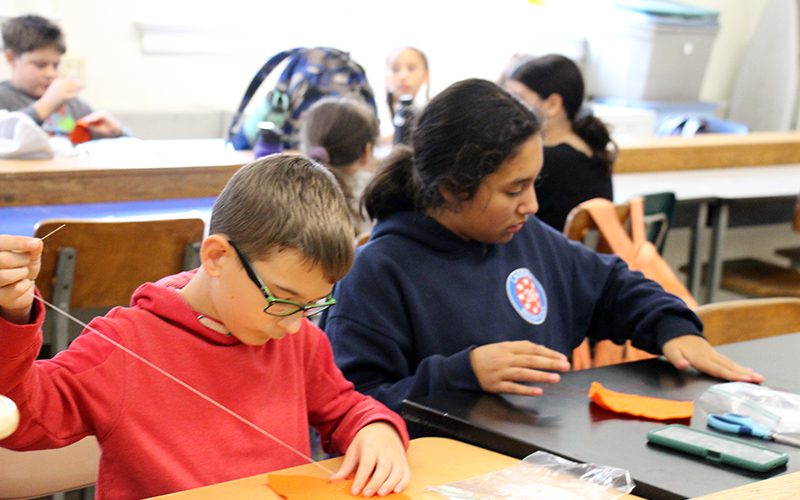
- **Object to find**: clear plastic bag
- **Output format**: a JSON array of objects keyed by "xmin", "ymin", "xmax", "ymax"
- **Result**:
[
  {"xmin": 426, "ymin": 451, "xmax": 635, "ymax": 500},
  {"xmin": 695, "ymin": 382, "xmax": 800, "ymax": 434}
]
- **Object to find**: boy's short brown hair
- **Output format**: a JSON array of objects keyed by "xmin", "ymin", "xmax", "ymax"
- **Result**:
[
  {"xmin": 209, "ymin": 154, "xmax": 354, "ymax": 282},
  {"xmin": 2, "ymin": 15, "xmax": 66, "ymax": 55}
]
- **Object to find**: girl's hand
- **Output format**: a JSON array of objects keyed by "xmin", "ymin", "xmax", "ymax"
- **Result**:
[{"xmin": 662, "ymin": 334, "xmax": 764, "ymax": 382}]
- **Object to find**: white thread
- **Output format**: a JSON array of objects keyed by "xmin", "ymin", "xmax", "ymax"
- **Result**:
[
  {"xmin": 29, "ymin": 293, "xmax": 335, "ymax": 475},
  {"xmin": 38, "ymin": 224, "xmax": 66, "ymax": 241}
]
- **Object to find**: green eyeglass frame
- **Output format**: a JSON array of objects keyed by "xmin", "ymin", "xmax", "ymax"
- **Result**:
[{"xmin": 229, "ymin": 240, "xmax": 335, "ymax": 318}]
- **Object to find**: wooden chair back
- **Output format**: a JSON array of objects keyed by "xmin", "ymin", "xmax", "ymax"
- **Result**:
[
  {"xmin": 33, "ymin": 218, "xmax": 205, "ymax": 354},
  {"xmin": 34, "ymin": 218, "xmax": 205, "ymax": 309},
  {"xmin": 694, "ymin": 297, "xmax": 800, "ymax": 346}
]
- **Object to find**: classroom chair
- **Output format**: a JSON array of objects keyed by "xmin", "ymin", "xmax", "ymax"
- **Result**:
[
  {"xmin": 694, "ymin": 297, "xmax": 800, "ymax": 346},
  {"xmin": 717, "ymin": 196, "xmax": 800, "ymax": 298},
  {"xmin": 643, "ymin": 192, "xmax": 676, "ymax": 254},
  {"xmin": 773, "ymin": 193, "xmax": 800, "ymax": 267},
  {"xmin": 563, "ymin": 194, "xmax": 676, "ymax": 255},
  {"xmin": 0, "ymin": 436, "xmax": 100, "ymax": 500},
  {"xmin": 34, "ymin": 218, "xmax": 206, "ymax": 355}
]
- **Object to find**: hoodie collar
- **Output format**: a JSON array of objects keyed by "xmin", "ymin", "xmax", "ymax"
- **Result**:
[
  {"xmin": 371, "ymin": 211, "xmax": 492, "ymax": 256},
  {"xmin": 131, "ymin": 270, "xmax": 241, "ymax": 346}
]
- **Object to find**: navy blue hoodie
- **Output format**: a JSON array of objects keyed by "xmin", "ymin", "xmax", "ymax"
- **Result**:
[{"xmin": 320, "ymin": 211, "xmax": 702, "ymax": 413}]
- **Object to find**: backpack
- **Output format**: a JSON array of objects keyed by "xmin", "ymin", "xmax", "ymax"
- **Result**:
[
  {"xmin": 584, "ymin": 197, "xmax": 697, "ymax": 308},
  {"xmin": 227, "ymin": 47, "xmax": 377, "ymax": 151},
  {"xmin": 569, "ymin": 197, "xmax": 698, "ymax": 370}
]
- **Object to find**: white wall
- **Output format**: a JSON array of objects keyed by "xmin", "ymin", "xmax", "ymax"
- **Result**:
[
  {"xmin": 691, "ymin": 0, "xmax": 768, "ymax": 111},
  {"xmin": 0, "ymin": 0, "xmax": 769, "ymax": 123}
]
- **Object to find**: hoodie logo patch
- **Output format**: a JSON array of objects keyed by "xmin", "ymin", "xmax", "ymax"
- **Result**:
[{"xmin": 506, "ymin": 268, "xmax": 547, "ymax": 325}]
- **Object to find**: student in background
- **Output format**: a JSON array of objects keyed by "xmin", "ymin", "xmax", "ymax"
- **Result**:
[
  {"xmin": 0, "ymin": 155, "xmax": 410, "ymax": 499},
  {"xmin": 300, "ymin": 96, "xmax": 379, "ymax": 236},
  {"xmin": 383, "ymin": 46, "xmax": 429, "ymax": 143},
  {"xmin": 505, "ymin": 54, "xmax": 615, "ymax": 231},
  {"xmin": 320, "ymin": 78, "xmax": 762, "ymax": 415},
  {"xmin": 496, "ymin": 52, "xmax": 535, "ymax": 88},
  {"xmin": 0, "ymin": 15, "xmax": 125, "ymax": 139}
]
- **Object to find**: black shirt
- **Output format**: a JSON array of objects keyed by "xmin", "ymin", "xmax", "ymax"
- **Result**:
[{"xmin": 535, "ymin": 143, "xmax": 613, "ymax": 231}]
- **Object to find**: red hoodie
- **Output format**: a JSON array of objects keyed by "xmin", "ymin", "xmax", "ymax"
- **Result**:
[{"xmin": 0, "ymin": 271, "xmax": 408, "ymax": 499}]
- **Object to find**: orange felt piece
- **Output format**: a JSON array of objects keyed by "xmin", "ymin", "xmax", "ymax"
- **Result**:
[
  {"xmin": 588, "ymin": 382, "xmax": 693, "ymax": 420},
  {"xmin": 69, "ymin": 122, "xmax": 92, "ymax": 144},
  {"xmin": 267, "ymin": 474, "xmax": 410, "ymax": 500}
]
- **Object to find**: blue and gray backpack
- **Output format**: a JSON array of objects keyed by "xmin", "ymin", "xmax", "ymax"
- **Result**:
[{"xmin": 227, "ymin": 47, "xmax": 377, "ymax": 151}]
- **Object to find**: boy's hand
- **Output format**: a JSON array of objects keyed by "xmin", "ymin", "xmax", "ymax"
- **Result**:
[
  {"xmin": 662, "ymin": 334, "xmax": 764, "ymax": 383},
  {"xmin": 330, "ymin": 421, "xmax": 410, "ymax": 497},
  {"xmin": 0, "ymin": 236, "xmax": 43, "ymax": 324},
  {"xmin": 470, "ymin": 340, "xmax": 571, "ymax": 397},
  {"xmin": 35, "ymin": 77, "xmax": 83, "ymax": 120},
  {"xmin": 81, "ymin": 111, "xmax": 124, "ymax": 138}
]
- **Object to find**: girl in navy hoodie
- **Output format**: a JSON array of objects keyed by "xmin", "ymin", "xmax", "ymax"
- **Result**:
[{"xmin": 320, "ymin": 79, "xmax": 762, "ymax": 414}]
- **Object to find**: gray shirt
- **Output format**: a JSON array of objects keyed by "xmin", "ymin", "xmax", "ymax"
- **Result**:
[{"xmin": 0, "ymin": 80, "xmax": 93, "ymax": 136}]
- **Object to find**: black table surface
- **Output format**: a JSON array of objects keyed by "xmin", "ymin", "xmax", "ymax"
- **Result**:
[{"xmin": 401, "ymin": 333, "xmax": 800, "ymax": 500}]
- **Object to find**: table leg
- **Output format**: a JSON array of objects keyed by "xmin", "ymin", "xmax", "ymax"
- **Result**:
[
  {"xmin": 705, "ymin": 202, "xmax": 729, "ymax": 304},
  {"xmin": 686, "ymin": 201, "xmax": 707, "ymax": 299}
]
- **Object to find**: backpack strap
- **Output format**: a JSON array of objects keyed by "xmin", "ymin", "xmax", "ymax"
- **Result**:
[
  {"xmin": 226, "ymin": 47, "xmax": 303, "ymax": 144},
  {"xmin": 579, "ymin": 198, "xmax": 635, "ymax": 260},
  {"xmin": 628, "ymin": 196, "xmax": 647, "ymax": 244}
]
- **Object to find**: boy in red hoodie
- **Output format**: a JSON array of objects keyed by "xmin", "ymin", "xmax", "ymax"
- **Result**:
[{"xmin": 0, "ymin": 154, "xmax": 410, "ymax": 499}]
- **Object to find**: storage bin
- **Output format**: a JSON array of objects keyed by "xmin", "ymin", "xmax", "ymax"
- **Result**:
[{"xmin": 586, "ymin": 0, "xmax": 719, "ymax": 101}]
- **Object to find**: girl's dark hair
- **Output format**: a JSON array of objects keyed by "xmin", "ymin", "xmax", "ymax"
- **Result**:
[
  {"xmin": 510, "ymin": 54, "xmax": 617, "ymax": 171},
  {"xmin": 364, "ymin": 78, "xmax": 541, "ymax": 220},
  {"xmin": 386, "ymin": 46, "xmax": 430, "ymax": 117}
]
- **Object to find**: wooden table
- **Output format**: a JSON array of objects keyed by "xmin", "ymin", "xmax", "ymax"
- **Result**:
[
  {"xmin": 0, "ymin": 139, "xmax": 252, "ymax": 207},
  {"xmin": 2, "ymin": 133, "xmax": 799, "ymax": 208},
  {"xmin": 614, "ymin": 164, "xmax": 800, "ymax": 302},
  {"xmin": 402, "ymin": 334, "xmax": 800, "ymax": 500},
  {"xmin": 615, "ymin": 131, "xmax": 800, "ymax": 173},
  {"xmin": 693, "ymin": 471, "xmax": 800, "ymax": 499},
  {"xmin": 149, "ymin": 437, "xmax": 643, "ymax": 499}
]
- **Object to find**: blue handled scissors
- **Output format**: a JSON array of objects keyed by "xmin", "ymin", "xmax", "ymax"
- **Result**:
[{"xmin": 708, "ymin": 413, "xmax": 800, "ymax": 448}]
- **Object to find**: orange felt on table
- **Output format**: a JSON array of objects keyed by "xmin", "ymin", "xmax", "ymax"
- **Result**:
[
  {"xmin": 588, "ymin": 382, "xmax": 693, "ymax": 420},
  {"xmin": 267, "ymin": 474, "xmax": 410, "ymax": 500}
]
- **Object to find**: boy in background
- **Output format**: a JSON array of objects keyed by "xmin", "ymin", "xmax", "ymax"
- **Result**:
[
  {"xmin": 0, "ymin": 155, "xmax": 410, "ymax": 499},
  {"xmin": 0, "ymin": 14, "xmax": 125, "ymax": 138}
]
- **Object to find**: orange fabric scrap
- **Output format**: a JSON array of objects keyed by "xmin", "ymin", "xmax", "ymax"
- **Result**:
[
  {"xmin": 267, "ymin": 474, "xmax": 410, "ymax": 500},
  {"xmin": 588, "ymin": 382, "xmax": 693, "ymax": 420},
  {"xmin": 69, "ymin": 122, "xmax": 91, "ymax": 144}
]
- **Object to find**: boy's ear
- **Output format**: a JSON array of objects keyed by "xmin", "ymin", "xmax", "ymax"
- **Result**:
[
  {"xmin": 199, "ymin": 235, "xmax": 230, "ymax": 277},
  {"xmin": 4, "ymin": 49, "xmax": 17, "ymax": 66}
]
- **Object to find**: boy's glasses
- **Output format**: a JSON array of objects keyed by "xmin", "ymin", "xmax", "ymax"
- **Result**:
[{"xmin": 228, "ymin": 240, "xmax": 336, "ymax": 318}]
